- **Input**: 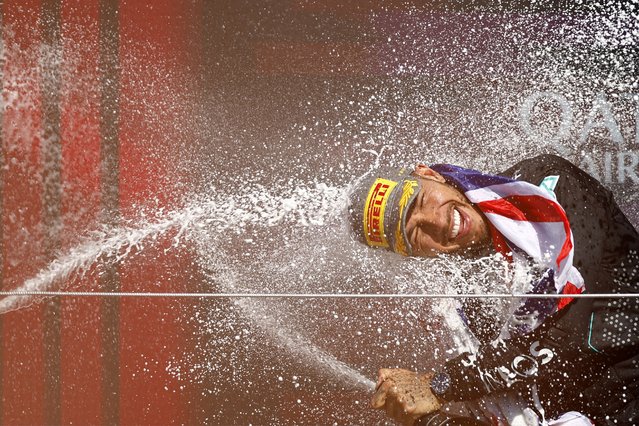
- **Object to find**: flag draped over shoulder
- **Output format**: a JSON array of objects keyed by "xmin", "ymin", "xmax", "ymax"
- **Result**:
[{"xmin": 430, "ymin": 164, "xmax": 585, "ymax": 336}]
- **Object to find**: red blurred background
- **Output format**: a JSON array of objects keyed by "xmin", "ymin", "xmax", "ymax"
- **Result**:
[{"xmin": 1, "ymin": 1, "xmax": 203, "ymax": 424}]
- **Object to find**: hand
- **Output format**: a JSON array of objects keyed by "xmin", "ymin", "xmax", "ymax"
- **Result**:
[{"xmin": 371, "ymin": 368, "xmax": 442, "ymax": 426}]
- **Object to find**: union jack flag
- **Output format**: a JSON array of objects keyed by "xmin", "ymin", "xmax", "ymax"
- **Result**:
[{"xmin": 430, "ymin": 164, "xmax": 586, "ymax": 336}]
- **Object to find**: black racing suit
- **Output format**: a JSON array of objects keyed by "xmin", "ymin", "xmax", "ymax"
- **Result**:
[{"xmin": 418, "ymin": 155, "xmax": 639, "ymax": 425}]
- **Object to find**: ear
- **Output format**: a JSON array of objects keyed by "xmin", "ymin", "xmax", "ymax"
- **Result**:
[{"xmin": 414, "ymin": 164, "xmax": 445, "ymax": 183}]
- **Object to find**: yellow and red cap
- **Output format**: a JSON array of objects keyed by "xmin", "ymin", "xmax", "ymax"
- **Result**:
[{"xmin": 348, "ymin": 167, "xmax": 422, "ymax": 256}]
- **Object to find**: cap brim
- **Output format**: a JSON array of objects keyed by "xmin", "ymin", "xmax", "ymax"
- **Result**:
[{"xmin": 391, "ymin": 178, "xmax": 421, "ymax": 256}]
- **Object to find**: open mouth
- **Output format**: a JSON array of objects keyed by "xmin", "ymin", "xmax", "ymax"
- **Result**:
[{"xmin": 451, "ymin": 207, "xmax": 461, "ymax": 240}]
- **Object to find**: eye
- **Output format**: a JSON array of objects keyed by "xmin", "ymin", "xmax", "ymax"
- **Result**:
[{"xmin": 412, "ymin": 225, "xmax": 424, "ymax": 250}]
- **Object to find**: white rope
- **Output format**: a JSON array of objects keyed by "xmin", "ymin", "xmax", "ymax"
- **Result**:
[{"xmin": 0, "ymin": 291, "xmax": 637, "ymax": 298}]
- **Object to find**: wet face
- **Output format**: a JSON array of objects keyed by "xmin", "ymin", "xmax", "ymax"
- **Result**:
[{"xmin": 405, "ymin": 164, "xmax": 491, "ymax": 257}]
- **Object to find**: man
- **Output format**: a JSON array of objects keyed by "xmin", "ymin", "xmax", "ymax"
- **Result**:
[{"xmin": 348, "ymin": 154, "xmax": 639, "ymax": 425}]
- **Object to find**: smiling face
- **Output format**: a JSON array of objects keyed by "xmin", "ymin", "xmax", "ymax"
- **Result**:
[{"xmin": 404, "ymin": 164, "xmax": 491, "ymax": 257}]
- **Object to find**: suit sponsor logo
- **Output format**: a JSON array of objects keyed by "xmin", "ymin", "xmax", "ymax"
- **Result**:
[{"xmin": 462, "ymin": 341, "xmax": 555, "ymax": 392}]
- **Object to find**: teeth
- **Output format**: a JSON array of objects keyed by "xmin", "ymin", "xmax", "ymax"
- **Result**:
[{"xmin": 451, "ymin": 208, "xmax": 461, "ymax": 239}]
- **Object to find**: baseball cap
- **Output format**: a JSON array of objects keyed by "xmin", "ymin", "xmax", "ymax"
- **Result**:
[{"xmin": 348, "ymin": 167, "xmax": 422, "ymax": 256}]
